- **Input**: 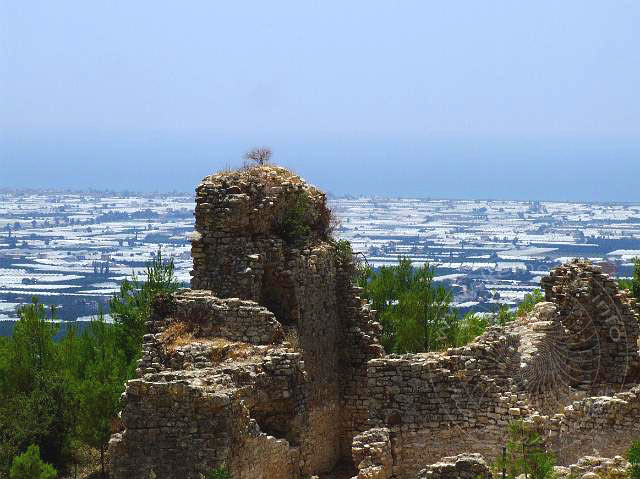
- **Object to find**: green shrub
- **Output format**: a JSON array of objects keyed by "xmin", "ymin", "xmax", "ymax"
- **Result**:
[
  {"xmin": 515, "ymin": 289, "xmax": 545, "ymax": 317},
  {"xmin": 334, "ymin": 239, "xmax": 353, "ymax": 263},
  {"xmin": 628, "ymin": 440, "xmax": 640, "ymax": 479},
  {"xmin": 494, "ymin": 421, "xmax": 555, "ymax": 479},
  {"xmin": 276, "ymin": 191, "xmax": 310, "ymax": 245},
  {"xmin": 455, "ymin": 312, "xmax": 488, "ymax": 346},
  {"xmin": 619, "ymin": 258, "xmax": 640, "ymax": 303},
  {"xmin": 9, "ymin": 445, "xmax": 57, "ymax": 479},
  {"xmin": 493, "ymin": 304, "xmax": 515, "ymax": 326},
  {"xmin": 207, "ymin": 466, "xmax": 231, "ymax": 479}
]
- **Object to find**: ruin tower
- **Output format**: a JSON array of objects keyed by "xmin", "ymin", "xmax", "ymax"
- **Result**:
[{"xmin": 109, "ymin": 166, "xmax": 382, "ymax": 479}]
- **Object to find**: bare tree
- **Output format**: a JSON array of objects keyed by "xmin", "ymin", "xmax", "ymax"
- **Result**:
[{"xmin": 244, "ymin": 147, "xmax": 272, "ymax": 166}]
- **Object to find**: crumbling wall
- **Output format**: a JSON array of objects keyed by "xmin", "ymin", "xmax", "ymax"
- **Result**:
[
  {"xmin": 362, "ymin": 329, "xmax": 526, "ymax": 478},
  {"xmin": 356, "ymin": 261, "xmax": 640, "ymax": 477},
  {"xmin": 351, "ymin": 428, "xmax": 393, "ymax": 479},
  {"xmin": 541, "ymin": 259, "xmax": 640, "ymax": 386},
  {"xmin": 111, "ymin": 166, "xmax": 382, "ymax": 479},
  {"xmin": 109, "ymin": 290, "xmax": 307, "ymax": 479},
  {"xmin": 554, "ymin": 455, "xmax": 630, "ymax": 479},
  {"xmin": 112, "ymin": 165, "xmax": 640, "ymax": 479},
  {"xmin": 541, "ymin": 385, "xmax": 640, "ymax": 464},
  {"xmin": 189, "ymin": 166, "xmax": 382, "ymax": 473}
]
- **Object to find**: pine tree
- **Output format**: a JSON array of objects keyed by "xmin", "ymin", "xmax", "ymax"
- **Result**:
[{"xmin": 9, "ymin": 444, "xmax": 57, "ymax": 479}]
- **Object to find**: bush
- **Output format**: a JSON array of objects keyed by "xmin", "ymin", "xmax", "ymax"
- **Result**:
[
  {"xmin": 619, "ymin": 258, "xmax": 640, "ymax": 303},
  {"xmin": 515, "ymin": 289, "xmax": 544, "ymax": 318},
  {"xmin": 334, "ymin": 239, "xmax": 353, "ymax": 263},
  {"xmin": 207, "ymin": 466, "xmax": 231, "ymax": 479},
  {"xmin": 628, "ymin": 440, "xmax": 640, "ymax": 479},
  {"xmin": 494, "ymin": 421, "xmax": 555, "ymax": 479},
  {"xmin": 455, "ymin": 312, "xmax": 488, "ymax": 347},
  {"xmin": 494, "ymin": 304, "xmax": 516, "ymax": 325},
  {"xmin": 9, "ymin": 445, "xmax": 57, "ymax": 479},
  {"xmin": 276, "ymin": 192, "xmax": 310, "ymax": 245}
]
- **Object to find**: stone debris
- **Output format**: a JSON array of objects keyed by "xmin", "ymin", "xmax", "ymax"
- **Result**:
[
  {"xmin": 417, "ymin": 454, "xmax": 491, "ymax": 479},
  {"xmin": 554, "ymin": 455, "xmax": 630, "ymax": 479}
]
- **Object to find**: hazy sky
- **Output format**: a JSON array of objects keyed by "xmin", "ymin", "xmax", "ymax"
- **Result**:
[{"xmin": 1, "ymin": 1, "xmax": 639, "ymax": 200}]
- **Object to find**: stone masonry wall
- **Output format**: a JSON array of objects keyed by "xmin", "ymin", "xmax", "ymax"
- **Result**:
[
  {"xmin": 363, "ymin": 329, "xmax": 527, "ymax": 478},
  {"xmin": 111, "ymin": 165, "xmax": 640, "ymax": 479},
  {"xmin": 356, "ymin": 262, "xmax": 640, "ymax": 478},
  {"xmin": 540, "ymin": 384, "xmax": 640, "ymax": 464},
  {"xmin": 188, "ymin": 166, "xmax": 382, "ymax": 473},
  {"xmin": 541, "ymin": 259, "xmax": 640, "ymax": 386},
  {"xmin": 111, "ymin": 166, "xmax": 382, "ymax": 478}
]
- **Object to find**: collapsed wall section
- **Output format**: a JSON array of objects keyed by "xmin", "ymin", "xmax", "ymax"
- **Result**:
[
  {"xmin": 361, "ymin": 328, "xmax": 526, "ymax": 478},
  {"xmin": 109, "ymin": 291, "xmax": 306, "ymax": 479}
]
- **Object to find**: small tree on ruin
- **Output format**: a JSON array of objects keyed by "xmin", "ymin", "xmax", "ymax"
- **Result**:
[{"xmin": 243, "ymin": 147, "xmax": 272, "ymax": 166}]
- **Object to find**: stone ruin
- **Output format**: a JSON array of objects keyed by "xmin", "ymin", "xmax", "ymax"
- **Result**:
[{"xmin": 109, "ymin": 166, "xmax": 640, "ymax": 479}]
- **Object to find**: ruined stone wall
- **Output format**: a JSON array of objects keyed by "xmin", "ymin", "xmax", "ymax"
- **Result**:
[
  {"xmin": 417, "ymin": 453, "xmax": 492, "ymax": 479},
  {"xmin": 505, "ymin": 301, "xmax": 589, "ymax": 415},
  {"xmin": 110, "ymin": 290, "xmax": 308, "ymax": 478},
  {"xmin": 111, "ymin": 166, "xmax": 382, "ymax": 478},
  {"xmin": 190, "ymin": 166, "xmax": 330, "ymax": 298},
  {"xmin": 111, "ymin": 165, "xmax": 640, "ymax": 479},
  {"xmin": 541, "ymin": 385, "xmax": 640, "ymax": 464},
  {"xmin": 337, "ymin": 275, "xmax": 385, "ymax": 454},
  {"xmin": 355, "ymin": 263, "xmax": 640, "ymax": 478},
  {"xmin": 362, "ymin": 329, "xmax": 526, "ymax": 478},
  {"xmin": 541, "ymin": 259, "xmax": 640, "ymax": 386},
  {"xmin": 188, "ymin": 166, "xmax": 382, "ymax": 473}
]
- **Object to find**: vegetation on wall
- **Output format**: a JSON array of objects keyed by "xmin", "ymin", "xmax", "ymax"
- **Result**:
[
  {"xmin": 619, "ymin": 258, "xmax": 640, "ymax": 304},
  {"xmin": 629, "ymin": 440, "xmax": 640, "ymax": 479},
  {"xmin": 276, "ymin": 191, "xmax": 311, "ymax": 246},
  {"xmin": 493, "ymin": 421, "xmax": 555, "ymax": 479}
]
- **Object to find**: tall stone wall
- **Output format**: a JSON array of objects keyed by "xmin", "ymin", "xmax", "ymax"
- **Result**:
[{"xmin": 110, "ymin": 166, "xmax": 382, "ymax": 479}]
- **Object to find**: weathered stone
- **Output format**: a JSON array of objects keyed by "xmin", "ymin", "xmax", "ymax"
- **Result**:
[{"xmin": 110, "ymin": 167, "xmax": 640, "ymax": 479}]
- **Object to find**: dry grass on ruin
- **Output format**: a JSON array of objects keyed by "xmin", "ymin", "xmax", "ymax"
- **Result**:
[
  {"xmin": 159, "ymin": 323, "xmax": 256, "ymax": 364},
  {"xmin": 209, "ymin": 338, "xmax": 254, "ymax": 364},
  {"xmin": 213, "ymin": 164, "xmax": 308, "ymax": 188},
  {"xmin": 159, "ymin": 321, "xmax": 195, "ymax": 351}
]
